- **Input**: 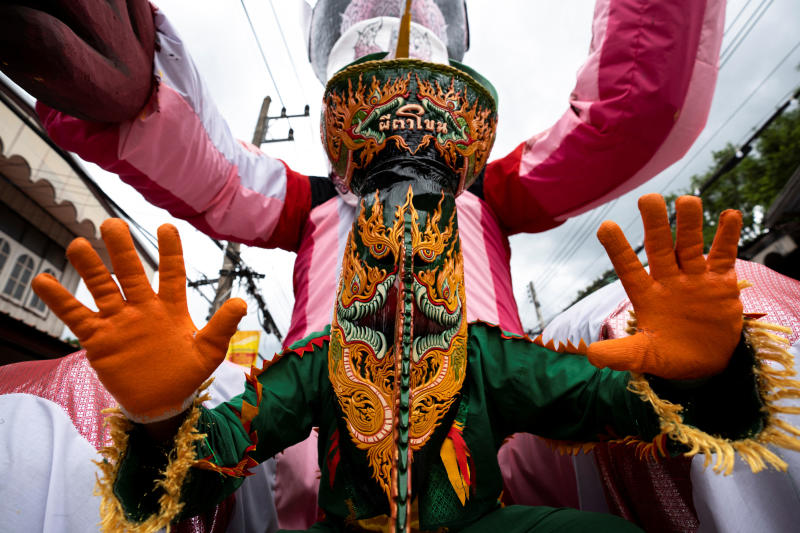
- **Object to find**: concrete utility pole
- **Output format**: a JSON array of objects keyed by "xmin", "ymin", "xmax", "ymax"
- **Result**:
[
  {"xmin": 528, "ymin": 281, "xmax": 545, "ymax": 334},
  {"xmin": 206, "ymin": 96, "xmax": 309, "ymax": 339}
]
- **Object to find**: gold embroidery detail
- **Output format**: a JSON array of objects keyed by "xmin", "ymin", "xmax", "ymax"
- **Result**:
[
  {"xmin": 415, "ymin": 74, "xmax": 496, "ymax": 182},
  {"xmin": 329, "ymin": 190, "xmax": 467, "ymax": 499},
  {"xmin": 323, "ymin": 64, "xmax": 497, "ymax": 191},
  {"xmin": 324, "ymin": 74, "xmax": 411, "ymax": 173}
]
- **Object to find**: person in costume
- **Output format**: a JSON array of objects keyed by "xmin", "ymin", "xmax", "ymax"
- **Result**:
[
  {"xmin": 0, "ymin": 1, "xmax": 728, "ymax": 524},
  {"xmin": 31, "ymin": 186, "xmax": 800, "ymax": 532},
  {"xmin": 26, "ymin": 12, "xmax": 800, "ymax": 526}
]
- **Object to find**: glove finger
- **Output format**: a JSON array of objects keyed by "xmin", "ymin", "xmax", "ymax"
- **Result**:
[
  {"xmin": 101, "ymin": 219, "xmax": 154, "ymax": 304},
  {"xmin": 707, "ymin": 209, "xmax": 743, "ymax": 274},
  {"xmin": 586, "ymin": 335, "xmax": 649, "ymax": 374},
  {"xmin": 674, "ymin": 196, "xmax": 707, "ymax": 274},
  {"xmin": 156, "ymin": 224, "xmax": 187, "ymax": 309},
  {"xmin": 596, "ymin": 220, "xmax": 651, "ymax": 297},
  {"xmin": 31, "ymin": 272, "xmax": 97, "ymax": 340},
  {"xmin": 196, "ymin": 298, "xmax": 248, "ymax": 369},
  {"xmin": 66, "ymin": 237, "xmax": 124, "ymax": 315},
  {"xmin": 639, "ymin": 194, "xmax": 679, "ymax": 280}
]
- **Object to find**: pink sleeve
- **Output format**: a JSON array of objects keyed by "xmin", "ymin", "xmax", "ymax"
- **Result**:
[
  {"xmin": 36, "ymin": 8, "xmax": 311, "ymax": 252},
  {"xmin": 484, "ymin": 0, "xmax": 725, "ymax": 234}
]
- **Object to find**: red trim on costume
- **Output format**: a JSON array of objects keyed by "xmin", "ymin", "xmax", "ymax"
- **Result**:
[
  {"xmin": 36, "ymin": 103, "xmax": 311, "ymax": 252},
  {"xmin": 261, "ymin": 163, "xmax": 311, "ymax": 251},
  {"xmin": 483, "ymin": 143, "xmax": 562, "ymax": 234}
]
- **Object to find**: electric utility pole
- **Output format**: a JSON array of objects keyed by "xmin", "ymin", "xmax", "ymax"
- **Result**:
[
  {"xmin": 527, "ymin": 281, "xmax": 545, "ymax": 335},
  {"xmin": 206, "ymin": 96, "xmax": 309, "ymax": 339}
]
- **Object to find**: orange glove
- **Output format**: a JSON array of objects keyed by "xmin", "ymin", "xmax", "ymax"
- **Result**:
[
  {"xmin": 586, "ymin": 194, "xmax": 743, "ymax": 380},
  {"xmin": 32, "ymin": 219, "xmax": 247, "ymax": 422}
]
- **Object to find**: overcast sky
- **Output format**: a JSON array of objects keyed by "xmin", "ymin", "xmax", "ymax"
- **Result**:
[{"xmin": 11, "ymin": 0, "xmax": 798, "ymax": 356}]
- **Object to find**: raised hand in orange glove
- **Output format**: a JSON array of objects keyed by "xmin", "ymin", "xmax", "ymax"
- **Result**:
[
  {"xmin": 31, "ymin": 219, "xmax": 247, "ymax": 423},
  {"xmin": 586, "ymin": 194, "xmax": 743, "ymax": 380}
]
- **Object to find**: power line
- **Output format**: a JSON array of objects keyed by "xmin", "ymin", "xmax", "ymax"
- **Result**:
[
  {"xmin": 734, "ymin": 84, "xmax": 799, "ymax": 147},
  {"xmin": 266, "ymin": 0, "xmax": 308, "ymax": 104},
  {"xmin": 696, "ymin": 86, "xmax": 800, "ymax": 197},
  {"xmin": 567, "ymin": 84, "xmax": 800, "ymax": 298},
  {"xmin": 535, "ymin": 213, "xmax": 606, "ymax": 294},
  {"xmin": 724, "ymin": 0, "xmax": 756, "ymax": 36},
  {"xmin": 530, "ymin": 7, "xmax": 783, "ymax": 297},
  {"xmin": 534, "ymin": 36, "xmax": 799, "ymax": 316},
  {"xmin": 607, "ymin": 36, "xmax": 800, "ymax": 238},
  {"xmin": 533, "ymin": 214, "xmax": 604, "ymax": 291},
  {"xmin": 534, "ymin": 199, "xmax": 619, "ymax": 294},
  {"xmin": 719, "ymin": 0, "xmax": 774, "ymax": 69},
  {"xmin": 239, "ymin": 0, "xmax": 288, "ymax": 116},
  {"xmin": 657, "ymin": 38, "xmax": 800, "ymax": 198},
  {"xmin": 265, "ymin": 0, "xmax": 318, "ymax": 147}
]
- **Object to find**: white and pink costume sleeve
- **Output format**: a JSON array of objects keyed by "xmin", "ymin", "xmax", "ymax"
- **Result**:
[
  {"xmin": 36, "ymin": 9, "xmax": 313, "ymax": 253},
  {"xmin": 483, "ymin": 0, "xmax": 724, "ymax": 233},
  {"xmin": 36, "ymin": 0, "xmax": 724, "ymax": 348}
]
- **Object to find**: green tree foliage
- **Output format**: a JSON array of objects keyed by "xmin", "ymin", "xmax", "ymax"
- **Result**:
[{"xmin": 666, "ymin": 106, "xmax": 800, "ymax": 250}]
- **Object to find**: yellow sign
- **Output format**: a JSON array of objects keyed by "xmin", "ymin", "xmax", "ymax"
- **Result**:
[{"xmin": 226, "ymin": 330, "xmax": 260, "ymax": 368}]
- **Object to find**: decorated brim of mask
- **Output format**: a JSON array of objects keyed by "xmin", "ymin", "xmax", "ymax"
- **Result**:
[{"xmin": 321, "ymin": 55, "xmax": 498, "ymax": 196}]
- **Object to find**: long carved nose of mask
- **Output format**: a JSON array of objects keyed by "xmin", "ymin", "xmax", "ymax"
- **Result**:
[{"xmin": 329, "ymin": 177, "xmax": 468, "ymax": 521}]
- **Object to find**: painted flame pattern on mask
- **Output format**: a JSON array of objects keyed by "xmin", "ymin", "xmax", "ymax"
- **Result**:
[{"xmin": 329, "ymin": 188, "xmax": 467, "ymax": 499}]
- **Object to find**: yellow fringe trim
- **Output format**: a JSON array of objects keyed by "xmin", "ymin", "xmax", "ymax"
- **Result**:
[
  {"xmin": 94, "ymin": 381, "xmax": 212, "ymax": 533},
  {"xmin": 627, "ymin": 318, "xmax": 800, "ymax": 475}
]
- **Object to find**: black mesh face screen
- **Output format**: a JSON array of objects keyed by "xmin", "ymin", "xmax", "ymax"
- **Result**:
[{"xmin": 308, "ymin": 0, "xmax": 468, "ymax": 82}]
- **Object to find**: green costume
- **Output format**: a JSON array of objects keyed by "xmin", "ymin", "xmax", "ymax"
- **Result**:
[
  {"xmin": 112, "ymin": 322, "xmax": 769, "ymax": 532},
  {"xmin": 79, "ymin": 27, "xmax": 800, "ymax": 533}
]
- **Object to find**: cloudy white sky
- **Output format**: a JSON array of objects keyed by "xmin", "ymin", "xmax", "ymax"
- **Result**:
[{"xmin": 10, "ymin": 0, "xmax": 799, "ymax": 357}]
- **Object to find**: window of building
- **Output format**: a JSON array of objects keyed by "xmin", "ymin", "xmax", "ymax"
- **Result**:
[
  {"xmin": 3, "ymin": 253, "xmax": 35, "ymax": 301},
  {"xmin": 0, "ymin": 238, "xmax": 9, "ymax": 275}
]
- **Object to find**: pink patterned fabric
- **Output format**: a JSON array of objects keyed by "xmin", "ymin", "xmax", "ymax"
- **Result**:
[
  {"xmin": 593, "ymin": 443, "xmax": 699, "ymax": 532},
  {"xmin": 736, "ymin": 260, "xmax": 800, "ymax": 344},
  {"xmin": 0, "ymin": 354, "xmax": 257, "ymax": 533},
  {"xmin": 0, "ymin": 350, "xmax": 114, "ymax": 449}
]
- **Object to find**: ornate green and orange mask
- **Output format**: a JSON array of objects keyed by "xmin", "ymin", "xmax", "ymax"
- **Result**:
[
  {"xmin": 329, "ymin": 182, "xmax": 467, "ymax": 497},
  {"xmin": 322, "ymin": 57, "xmax": 497, "ymax": 528}
]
